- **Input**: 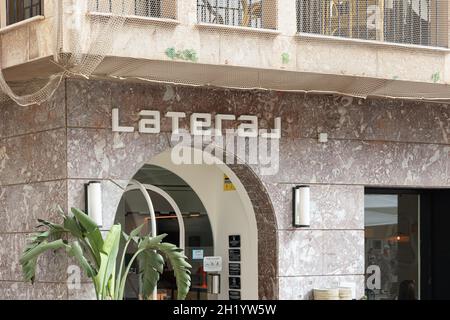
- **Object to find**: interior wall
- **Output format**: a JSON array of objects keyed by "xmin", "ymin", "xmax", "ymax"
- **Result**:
[{"xmin": 150, "ymin": 149, "xmax": 259, "ymax": 300}]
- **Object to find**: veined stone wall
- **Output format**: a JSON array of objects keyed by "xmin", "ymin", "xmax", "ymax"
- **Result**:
[
  {"xmin": 0, "ymin": 85, "xmax": 68, "ymax": 299},
  {"xmin": 0, "ymin": 78, "xmax": 449, "ymax": 299}
]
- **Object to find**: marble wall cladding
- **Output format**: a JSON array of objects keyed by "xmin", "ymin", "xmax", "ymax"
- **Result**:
[
  {"xmin": 0, "ymin": 281, "xmax": 68, "ymax": 300},
  {"xmin": 65, "ymin": 79, "xmax": 450, "ymax": 145},
  {"xmin": 68, "ymin": 283, "xmax": 96, "ymax": 300},
  {"xmin": 0, "ymin": 85, "xmax": 65, "ymax": 139},
  {"xmin": 262, "ymin": 138, "xmax": 450, "ymax": 187},
  {"xmin": 258, "ymin": 274, "xmax": 279, "ymax": 300},
  {"xmin": 0, "ymin": 83, "xmax": 68, "ymax": 300},
  {"xmin": 0, "ymin": 129, "xmax": 67, "ymax": 186},
  {"xmin": 266, "ymin": 183, "xmax": 364, "ymax": 230},
  {"xmin": 278, "ymin": 230, "xmax": 323, "ymax": 276},
  {"xmin": 0, "ymin": 233, "xmax": 69, "ymax": 283},
  {"xmin": 4, "ymin": 79, "xmax": 449, "ymax": 300},
  {"xmin": 322, "ymin": 231, "xmax": 365, "ymax": 275},
  {"xmin": 67, "ymin": 179, "xmax": 128, "ymax": 230},
  {"xmin": 66, "ymin": 79, "xmax": 238, "ymax": 132},
  {"xmin": 0, "ymin": 181, "xmax": 67, "ymax": 233},
  {"xmin": 278, "ymin": 230, "xmax": 364, "ymax": 277},
  {"xmin": 258, "ymin": 231, "xmax": 278, "ymax": 277},
  {"xmin": 67, "ymin": 128, "xmax": 170, "ymax": 180},
  {"xmin": 278, "ymin": 275, "xmax": 365, "ymax": 300}
]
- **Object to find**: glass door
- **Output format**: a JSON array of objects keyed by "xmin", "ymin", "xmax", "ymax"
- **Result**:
[
  {"xmin": 364, "ymin": 191, "xmax": 420, "ymax": 300},
  {"xmin": 117, "ymin": 165, "xmax": 214, "ymax": 300}
]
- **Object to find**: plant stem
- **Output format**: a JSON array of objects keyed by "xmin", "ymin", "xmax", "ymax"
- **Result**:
[{"xmin": 114, "ymin": 238, "xmax": 132, "ymax": 299}]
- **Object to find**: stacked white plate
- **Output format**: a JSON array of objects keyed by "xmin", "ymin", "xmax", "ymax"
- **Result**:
[
  {"xmin": 339, "ymin": 287, "xmax": 353, "ymax": 300},
  {"xmin": 313, "ymin": 288, "xmax": 340, "ymax": 300}
]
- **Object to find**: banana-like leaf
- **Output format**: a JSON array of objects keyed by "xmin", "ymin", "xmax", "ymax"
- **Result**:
[
  {"xmin": 155, "ymin": 242, "xmax": 192, "ymax": 300},
  {"xmin": 122, "ymin": 224, "xmax": 144, "ymax": 243},
  {"xmin": 63, "ymin": 215, "xmax": 84, "ymax": 239},
  {"xmin": 71, "ymin": 208, "xmax": 103, "ymax": 263},
  {"xmin": 137, "ymin": 249, "xmax": 165, "ymax": 299},
  {"xmin": 117, "ymin": 234, "xmax": 169, "ymax": 300},
  {"xmin": 130, "ymin": 224, "xmax": 144, "ymax": 238},
  {"xmin": 36, "ymin": 219, "xmax": 65, "ymax": 232},
  {"xmin": 95, "ymin": 224, "xmax": 121, "ymax": 299},
  {"xmin": 35, "ymin": 219, "xmax": 68, "ymax": 241},
  {"xmin": 71, "ymin": 208, "xmax": 98, "ymax": 233},
  {"xmin": 138, "ymin": 234, "xmax": 167, "ymax": 251},
  {"xmin": 138, "ymin": 235, "xmax": 192, "ymax": 300},
  {"xmin": 67, "ymin": 241, "xmax": 97, "ymax": 278},
  {"xmin": 20, "ymin": 239, "xmax": 68, "ymax": 283},
  {"xmin": 20, "ymin": 207, "xmax": 192, "ymax": 301}
]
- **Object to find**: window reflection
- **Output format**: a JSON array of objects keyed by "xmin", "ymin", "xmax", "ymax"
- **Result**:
[
  {"xmin": 364, "ymin": 193, "xmax": 419, "ymax": 300},
  {"xmin": 6, "ymin": 0, "xmax": 42, "ymax": 26}
]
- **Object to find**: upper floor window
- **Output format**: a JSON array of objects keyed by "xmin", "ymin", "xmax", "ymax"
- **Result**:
[
  {"xmin": 6, "ymin": 0, "xmax": 42, "ymax": 25},
  {"xmin": 91, "ymin": 0, "xmax": 177, "ymax": 19},
  {"xmin": 297, "ymin": 0, "xmax": 448, "ymax": 48},
  {"xmin": 197, "ymin": 0, "xmax": 277, "ymax": 29}
]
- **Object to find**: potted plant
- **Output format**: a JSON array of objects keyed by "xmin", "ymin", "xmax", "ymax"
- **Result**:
[{"xmin": 20, "ymin": 207, "xmax": 191, "ymax": 300}]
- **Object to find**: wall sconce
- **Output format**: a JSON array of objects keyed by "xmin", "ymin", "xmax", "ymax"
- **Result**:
[
  {"xmin": 86, "ymin": 182, "xmax": 103, "ymax": 227},
  {"xmin": 293, "ymin": 186, "xmax": 311, "ymax": 228}
]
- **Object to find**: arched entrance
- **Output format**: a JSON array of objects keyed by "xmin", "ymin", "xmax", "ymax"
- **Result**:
[{"xmin": 113, "ymin": 147, "xmax": 278, "ymax": 300}]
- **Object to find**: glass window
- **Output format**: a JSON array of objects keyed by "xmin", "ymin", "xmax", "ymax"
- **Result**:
[
  {"xmin": 6, "ymin": 0, "xmax": 42, "ymax": 26},
  {"xmin": 197, "ymin": 0, "xmax": 266, "ymax": 29},
  {"xmin": 364, "ymin": 193, "xmax": 420, "ymax": 300},
  {"xmin": 296, "ymin": 0, "xmax": 447, "ymax": 48},
  {"xmin": 92, "ymin": 0, "xmax": 162, "ymax": 18}
]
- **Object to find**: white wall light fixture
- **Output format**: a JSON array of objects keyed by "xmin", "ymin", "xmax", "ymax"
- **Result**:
[
  {"xmin": 86, "ymin": 181, "xmax": 103, "ymax": 227},
  {"xmin": 293, "ymin": 186, "xmax": 311, "ymax": 228}
]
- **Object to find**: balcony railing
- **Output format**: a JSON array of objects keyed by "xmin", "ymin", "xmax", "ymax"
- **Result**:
[
  {"xmin": 91, "ymin": 0, "xmax": 162, "ymax": 18},
  {"xmin": 6, "ymin": 0, "xmax": 42, "ymax": 26},
  {"xmin": 297, "ymin": 0, "xmax": 447, "ymax": 48},
  {"xmin": 197, "ymin": 0, "xmax": 264, "ymax": 28}
]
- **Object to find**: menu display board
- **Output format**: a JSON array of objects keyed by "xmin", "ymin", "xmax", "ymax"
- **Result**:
[
  {"xmin": 228, "ymin": 234, "xmax": 242, "ymax": 299},
  {"xmin": 229, "ymin": 235, "xmax": 241, "ymax": 248},
  {"xmin": 229, "ymin": 277, "xmax": 241, "ymax": 290},
  {"xmin": 229, "ymin": 249, "xmax": 241, "ymax": 262},
  {"xmin": 229, "ymin": 290, "xmax": 241, "ymax": 300},
  {"xmin": 229, "ymin": 263, "xmax": 241, "ymax": 276}
]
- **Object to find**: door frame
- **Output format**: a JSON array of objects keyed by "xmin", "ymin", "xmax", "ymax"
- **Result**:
[{"xmin": 365, "ymin": 187, "xmax": 450, "ymax": 300}]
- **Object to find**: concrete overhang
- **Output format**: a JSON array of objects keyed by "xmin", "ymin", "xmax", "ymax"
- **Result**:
[{"xmin": 4, "ymin": 56, "xmax": 450, "ymax": 102}]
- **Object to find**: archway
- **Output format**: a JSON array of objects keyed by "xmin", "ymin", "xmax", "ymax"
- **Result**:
[{"xmin": 113, "ymin": 147, "xmax": 278, "ymax": 300}]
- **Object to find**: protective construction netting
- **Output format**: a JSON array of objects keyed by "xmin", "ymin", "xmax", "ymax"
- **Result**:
[
  {"xmin": 1, "ymin": 0, "xmax": 450, "ymax": 106},
  {"xmin": 298, "ymin": 0, "xmax": 448, "ymax": 47}
]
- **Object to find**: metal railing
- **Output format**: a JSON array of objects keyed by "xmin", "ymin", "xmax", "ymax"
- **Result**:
[
  {"xmin": 197, "ymin": 0, "xmax": 263, "ymax": 28},
  {"xmin": 6, "ymin": 0, "xmax": 42, "ymax": 25},
  {"xmin": 297, "ymin": 0, "xmax": 446, "ymax": 48},
  {"xmin": 92, "ymin": 0, "xmax": 162, "ymax": 18}
]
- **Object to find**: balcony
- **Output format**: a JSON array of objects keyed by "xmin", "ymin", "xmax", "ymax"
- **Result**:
[
  {"xmin": 296, "ymin": 0, "xmax": 448, "ymax": 48},
  {"xmin": 2, "ymin": 0, "xmax": 450, "ymax": 102},
  {"xmin": 90, "ymin": 0, "xmax": 177, "ymax": 19},
  {"xmin": 197, "ymin": 0, "xmax": 277, "ymax": 30}
]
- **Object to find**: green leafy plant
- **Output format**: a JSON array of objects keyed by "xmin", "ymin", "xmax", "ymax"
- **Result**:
[
  {"xmin": 281, "ymin": 52, "xmax": 290, "ymax": 64},
  {"xmin": 431, "ymin": 72, "xmax": 440, "ymax": 83},
  {"xmin": 165, "ymin": 47, "xmax": 198, "ymax": 62},
  {"xmin": 20, "ymin": 207, "xmax": 191, "ymax": 300}
]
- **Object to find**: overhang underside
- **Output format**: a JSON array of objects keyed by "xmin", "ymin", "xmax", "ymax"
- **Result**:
[{"xmin": 4, "ymin": 56, "xmax": 450, "ymax": 102}]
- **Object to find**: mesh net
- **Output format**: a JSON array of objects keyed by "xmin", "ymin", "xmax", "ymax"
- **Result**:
[
  {"xmin": 298, "ymin": 0, "xmax": 448, "ymax": 47},
  {"xmin": 1, "ymin": 0, "xmax": 450, "ymax": 106}
]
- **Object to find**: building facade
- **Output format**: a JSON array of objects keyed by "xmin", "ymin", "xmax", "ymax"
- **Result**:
[{"xmin": 0, "ymin": 0, "xmax": 450, "ymax": 300}]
